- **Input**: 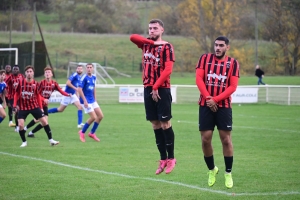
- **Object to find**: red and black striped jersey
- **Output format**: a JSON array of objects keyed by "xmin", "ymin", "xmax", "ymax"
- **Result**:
[
  {"xmin": 6, "ymin": 73, "xmax": 24, "ymax": 99},
  {"xmin": 14, "ymin": 79, "xmax": 41, "ymax": 110},
  {"xmin": 196, "ymin": 53, "xmax": 240, "ymax": 108},
  {"xmin": 142, "ymin": 43, "xmax": 175, "ymax": 88},
  {"xmin": 38, "ymin": 79, "xmax": 69, "ymax": 106}
]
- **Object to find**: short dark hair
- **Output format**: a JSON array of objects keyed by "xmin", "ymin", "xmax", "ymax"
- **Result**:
[
  {"xmin": 13, "ymin": 65, "xmax": 19, "ymax": 69},
  {"xmin": 25, "ymin": 65, "xmax": 34, "ymax": 72},
  {"xmin": 44, "ymin": 66, "xmax": 53, "ymax": 72},
  {"xmin": 215, "ymin": 36, "xmax": 229, "ymax": 45},
  {"xmin": 86, "ymin": 63, "xmax": 93, "ymax": 67},
  {"xmin": 149, "ymin": 19, "xmax": 164, "ymax": 28}
]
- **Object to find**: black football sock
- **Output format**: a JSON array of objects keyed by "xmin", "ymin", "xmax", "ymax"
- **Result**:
[
  {"xmin": 32, "ymin": 124, "xmax": 43, "ymax": 134},
  {"xmin": 43, "ymin": 124, "xmax": 52, "ymax": 139},
  {"xmin": 8, "ymin": 107, "xmax": 12, "ymax": 121},
  {"xmin": 19, "ymin": 130, "xmax": 26, "ymax": 142},
  {"xmin": 224, "ymin": 156, "xmax": 233, "ymax": 173},
  {"xmin": 154, "ymin": 128, "xmax": 167, "ymax": 160},
  {"xmin": 164, "ymin": 126, "xmax": 175, "ymax": 159},
  {"xmin": 26, "ymin": 119, "xmax": 36, "ymax": 129},
  {"xmin": 204, "ymin": 155, "xmax": 215, "ymax": 170}
]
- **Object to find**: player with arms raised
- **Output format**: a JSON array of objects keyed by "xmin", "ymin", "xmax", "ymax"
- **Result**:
[{"xmin": 13, "ymin": 65, "xmax": 59, "ymax": 147}]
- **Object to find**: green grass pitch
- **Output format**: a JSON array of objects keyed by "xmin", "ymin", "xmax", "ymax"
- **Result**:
[{"xmin": 0, "ymin": 103, "xmax": 299, "ymax": 200}]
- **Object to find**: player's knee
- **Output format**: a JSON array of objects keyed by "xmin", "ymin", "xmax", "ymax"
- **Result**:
[
  {"xmin": 39, "ymin": 118, "xmax": 48, "ymax": 126},
  {"xmin": 160, "ymin": 121, "xmax": 171, "ymax": 130},
  {"xmin": 98, "ymin": 116, "xmax": 103, "ymax": 122},
  {"xmin": 201, "ymin": 135, "xmax": 212, "ymax": 146},
  {"xmin": 90, "ymin": 115, "xmax": 96, "ymax": 121},
  {"xmin": 221, "ymin": 137, "xmax": 232, "ymax": 147},
  {"xmin": 151, "ymin": 120, "xmax": 161, "ymax": 129}
]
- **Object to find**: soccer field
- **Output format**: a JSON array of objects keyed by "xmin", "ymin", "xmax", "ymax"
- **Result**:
[{"xmin": 0, "ymin": 103, "xmax": 299, "ymax": 200}]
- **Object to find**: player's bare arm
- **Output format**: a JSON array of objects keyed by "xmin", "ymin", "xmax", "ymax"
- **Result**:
[{"xmin": 78, "ymin": 88, "xmax": 88, "ymax": 108}]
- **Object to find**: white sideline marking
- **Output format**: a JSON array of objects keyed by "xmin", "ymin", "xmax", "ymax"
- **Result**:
[
  {"xmin": 1, "ymin": 152, "xmax": 299, "ymax": 197},
  {"xmin": 235, "ymin": 114, "xmax": 300, "ymax": 121},
  {"xmin": 177, "ymin": 120, "xmax": 299, "ymax": 133}
]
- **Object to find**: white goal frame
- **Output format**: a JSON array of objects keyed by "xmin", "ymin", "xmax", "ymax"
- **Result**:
[
  {"xmin": 67, "ymin": 62, "xmax": 116, "ymax": 85},
  {"xmin": 0, "ymin": 48, "xmax": 18, "ymax": 65}
]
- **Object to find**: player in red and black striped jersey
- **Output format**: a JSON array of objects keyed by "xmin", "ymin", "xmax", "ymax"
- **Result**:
[
  {"xmin": 5, "ymin": 65, "xmax": 25, "ymax": 130},
  {"xmin": 13, "ymin": 65, "xmax": 59, "ymax": 147},
  {"xmin": 3, "ymin": 65, "xmax": 14, "ymax": 126},
  {"xmin": 130, "ymin": 19, "xmax": 177, "ymax": 175},
  {"xmin": 25, "ymin": 66, "xmax": 70, "ymax": 137},
  {"xmin": 195, "ymin": 36, "xmax": 239, "ymax": 189}
]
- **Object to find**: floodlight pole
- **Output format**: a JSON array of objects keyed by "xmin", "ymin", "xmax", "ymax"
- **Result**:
[
  {"xmin": 31, "ymin": 2, "xmax": 36, "ymax": 67},
  {"xmin": 255, "ymin": 0, "xmax": 258, "ymax": 66},
  {"xmin": 9, "ymin": 4, "xmax": 13, "ymax": 65}
]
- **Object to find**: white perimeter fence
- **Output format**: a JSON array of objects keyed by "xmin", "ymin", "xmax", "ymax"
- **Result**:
[{"xmin": 49, "ymin": 85, "xmax": 300, "ymax": 105}]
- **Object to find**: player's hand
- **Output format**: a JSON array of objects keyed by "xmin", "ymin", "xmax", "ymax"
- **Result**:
[
  {"xmin": 154, "ymin": 41, "xmax": 168, "ymax": 46},
  {"xmin": 13, "ymin": 106, "xmax": 18, "ymax": 113},
  {"xmin": 206, "ymin": 96, "xmax": 218, "ymax": 112},
  {"xmin": 151, "ymin": 89, "xmax": 160, "ymax": 102},
  {"xmin": 44, "ymin": 99, "xmax": 49, "ymax": 105},
  {"xmin": 68, "ymin": 93, "xmax": 72, "ymax": 97},
  {"xmin": 2, "ymin": 102, "xmax": 6, "ymax": 109},
  {"xmin": 84, "ymin": 102, "xmax": 89, "ymax": 108}
]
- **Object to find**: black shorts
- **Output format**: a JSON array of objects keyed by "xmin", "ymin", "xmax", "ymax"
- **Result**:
[
  {"xmin": 42, "ymin": 106, "xmax": 48, "ymax": 116},
  {"xmin": 199, "ymin": 106, "xmax": 232, "ymax": 131},
  {"xmin": 18, "ymin": 108, "xmax": 45, "ymax": 120},
  {"xmin": 8, "ymin": 99, "xmax": 14, "ymax": 107},
  {"xmin": 144, "ymin": 87, "xmax": 172, "ymax": 121}
]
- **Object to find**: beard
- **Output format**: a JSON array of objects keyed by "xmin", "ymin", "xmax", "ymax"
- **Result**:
[
  {"xmin": 215, "ymin": 51, "xmax": 226, "ymax": 59},
  {"xmin": 150, "ymin": 35, "xmax": 159, "ymax": 41}
]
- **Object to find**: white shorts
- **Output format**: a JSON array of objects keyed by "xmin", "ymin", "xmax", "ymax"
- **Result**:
[
  {"xmin": 60, "ymin": 94, "xmax": 79, "ymax": 106},
  {"xmin": 0, "ymin": 104, "xmax": 2, "ymax": 108},
  {"xmin": 81, "ymin": 102, "xmax": 100, "ymax": 114}
]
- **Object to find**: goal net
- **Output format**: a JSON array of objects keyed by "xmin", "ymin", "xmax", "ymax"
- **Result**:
[
  {"xmin": 0, "ymin": 48, "xmax": 18, "ymax": 67},
  {"xmin": 67, "ymin": 62, "xmax": 117, "ymax": 85}
]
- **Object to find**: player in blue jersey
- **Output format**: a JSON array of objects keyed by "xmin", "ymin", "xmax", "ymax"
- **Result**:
[
  {"xmin": 0, "ymin": 70, "xmax": 7, "ymax": 124},
  {"xmin": 48, "ymin": 65, "xmax": 84, "ymax": 128},
  {"xmin": 78, "ymin": 63, "xmax": 104, "ymax": 142}
]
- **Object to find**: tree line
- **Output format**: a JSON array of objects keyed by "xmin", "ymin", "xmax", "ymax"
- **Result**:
[{"xmin": 0, "ymin": 0, "xmax": 299, "ymax": 75}]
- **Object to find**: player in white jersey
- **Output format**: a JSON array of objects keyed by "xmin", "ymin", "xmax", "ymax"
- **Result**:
[
  {"xmin": 0, "ymin": 70, "xmax": 7, "ymax": 124},
  {"xmin": 78, "ymin": 63, "xmax": 104, "ymax": 142}
]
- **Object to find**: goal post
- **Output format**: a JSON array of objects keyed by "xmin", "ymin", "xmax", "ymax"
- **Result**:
[
  {"xmin": 0, "ymin": 48, "xmax": 18, "ymax": 65},
  {"xmin": 67, "ymin": 61, "xmax": 116, "ymax": 85}
]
